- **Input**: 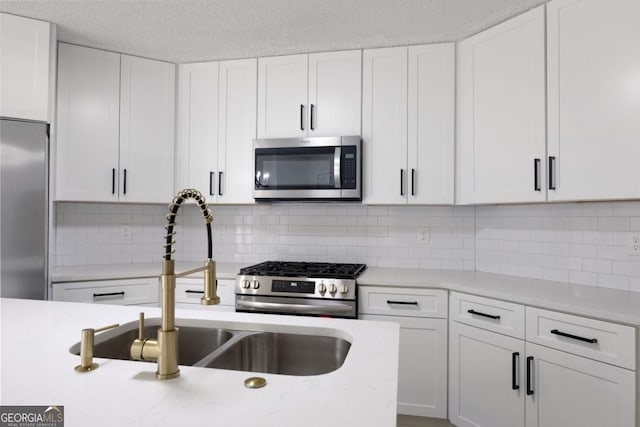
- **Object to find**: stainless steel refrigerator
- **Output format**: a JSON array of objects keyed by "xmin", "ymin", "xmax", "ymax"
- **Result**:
[{"xmin": 0, "ymin": 118, "xmax": 48, "ymax": 300}]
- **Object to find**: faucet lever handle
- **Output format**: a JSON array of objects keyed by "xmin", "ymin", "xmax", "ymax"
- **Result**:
[{"xmin": 138, "ymin": 312, "xmax": 145, "ymax": 340}]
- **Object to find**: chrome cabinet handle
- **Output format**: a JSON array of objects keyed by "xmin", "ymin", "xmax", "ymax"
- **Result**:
[
  {"xmin": 218, "ymin": 171, "xmax": 223, "ymax": 196},
  {"xmin": 112, "ymin": 168, "xmax": 116, "ymax": 194},
  {"xmin": 400, "ymin": 169, "xmax": 405, "ymax": 196},
  {"xmin": 300, "ymin": 104, "xmax": 305, "ymax": 131},
  {"xmin": 209, "ymin": 171, "xmax": 215, "ymax": 196},
  {"xmin": 123, "ymin": 169, "xmax": 127, "ymax": 195},
  {"xmin": 387, "ymin": 300, "xmax": 418, "ymax": 305}
]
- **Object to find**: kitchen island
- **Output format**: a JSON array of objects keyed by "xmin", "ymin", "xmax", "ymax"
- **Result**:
[{"xmin": 0, "ymin": 298, "xmax": 399, "ymax": 427}]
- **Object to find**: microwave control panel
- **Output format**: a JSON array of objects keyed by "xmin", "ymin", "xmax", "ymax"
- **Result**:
[{"xmin": 341, "ymin": 146, "xmax": 358, "ymax": 189}]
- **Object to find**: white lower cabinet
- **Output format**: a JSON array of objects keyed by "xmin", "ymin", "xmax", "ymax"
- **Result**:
[
  {"xmin": 52, "ymin": 278, "xmax": 159, "ymax": 306},
  {"xmin": 174, "ymin": 278, "xmax": 235, "ymax": 311},
  {"xmin": 448, "ymin": 292, "xmax": 637, "ymax": 427},
  {"xmin": 525, "ymin": 342, "xmax": 635, "ymax": 427},
  {"xmin": 359, "ymin": 287, "xmax": 448, "ymax": 418}
]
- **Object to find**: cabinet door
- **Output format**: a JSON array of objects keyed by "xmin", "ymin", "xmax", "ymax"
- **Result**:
[
  {"xmin": 449, "ymin": 321, "xmax": 525, "ymax": 427},
  {"xmin": 456, "ymin": 6, "xmax": 546, "ymax": 204},
  {"xmin": 525, "ymin": 342, "xmax": 635, "ymax": 427},
  {"xmin": 217, "ymin": 58, "xmax": 257, "ymax": 204},
  {"xmin": 257, "ymin": 54, "xmax": 308, "ymax": 138},
  {"xmin": 361, "ymin": 314, "xmax": 447, "ymax": 418},
  {"xmin": 120, "ymin": 55, "xmax": 176, "ymax": 203},
  {"xmin": 56, "ymin": 43, "xmax": 120, "ymax": 202},
  {"xmin": 547, "ymin": 0, "xmax": 640, "ymax": 201},
  {"xmin": 176, "ymin": 62, "xmax": 219, "ymax": 201},
  {"xmin": 308, "ymin": 50, "xmax": 361, "ymax": 137},
  {"xmin": 362, "ymin": 47, "xmax": 408, "ymax": 205},
  {"xmin": 408, "ymin": 43, "xmax": 455, "ymax": 204},
  {"xmin": 0, "ymin": 13, "xmax": 50, "ymax": 122}
]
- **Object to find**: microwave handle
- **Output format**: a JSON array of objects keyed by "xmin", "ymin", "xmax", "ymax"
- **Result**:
[{"xmin": 334, "ymin": 147, "xmax": 342, "ymax": 189}]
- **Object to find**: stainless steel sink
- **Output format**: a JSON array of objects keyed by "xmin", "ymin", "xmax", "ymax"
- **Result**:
[
  {"xmin": 200, "ymin": 332, "xmax": 351, "ymax": 376},
  {"xmin": 69, "ymin": 318, "xmax": 351, "ymax": 375},
  {"xmin": 69, "ymin": 318, "xmax": 233, "ymax": 365}
]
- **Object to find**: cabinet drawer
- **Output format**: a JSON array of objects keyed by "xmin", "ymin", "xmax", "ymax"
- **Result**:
[
  {"xmin": 53, "ymin": 279, "xmax": 159, "ymax": 306},
  {"xmin": 525, "ymin": 307, "xmax": 636, "ymax": 370},
  {"xmin": 175, "ymin": 278, "xmax": 235, "ymax": 306},
  {"xmin": 449, "ymin": 292, "xmax": 525, "ymax": 339},
  {"xmin": 358, "ymin": 287, "xmax": 448, "ymax": 318}
]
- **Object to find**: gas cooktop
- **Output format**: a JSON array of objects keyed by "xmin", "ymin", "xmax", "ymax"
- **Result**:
[{"xmin": 239, "ymin": 261, "xmax": 367, "ymax": 280}]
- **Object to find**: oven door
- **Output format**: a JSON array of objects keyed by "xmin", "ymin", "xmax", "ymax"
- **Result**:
[{"xmin": 236, "ymin": 295, "xmax": 357, "ymax": 319}]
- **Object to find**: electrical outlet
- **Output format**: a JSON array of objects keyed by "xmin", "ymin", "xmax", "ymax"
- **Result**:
[
  {"xmin": 417, "ymin": 227, "xmax": 430, "ymax": 245},
  {"xmin": 120, "ymin": 225, "xmax": 131, "ymax": 242},
  {"xmin": 630, "ymin": 234, "xmax": 640, "ymax": 255}
]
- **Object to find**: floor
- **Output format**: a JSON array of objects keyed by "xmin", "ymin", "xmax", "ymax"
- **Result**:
[{"xmin": 397, "ymin": 415, "xmax": 455, "ymax": 427}]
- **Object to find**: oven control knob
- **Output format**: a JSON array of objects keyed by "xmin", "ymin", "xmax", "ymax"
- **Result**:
[
  {"xmin": 242, "ymin": 280, "xmax": 251, "ymax": 289},
  {"xmin": 340, "ymin": 284, "xmax": 349, "ymax": 294},
  {"xmin": 329, "ymin": 283, "xmax": 337, "ymax": 294},
  {"xmin": 252, "ymin": 280, "xmax": 260, "ymax": 289},
  {"xmin": 318, "ymin": 282, "xmax": 327, "ymax": 295}
]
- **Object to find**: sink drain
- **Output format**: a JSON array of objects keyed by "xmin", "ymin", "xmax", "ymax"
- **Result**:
[{"xmin": 244, "ymin": 376, "xmax": 266, "ymax": 389}]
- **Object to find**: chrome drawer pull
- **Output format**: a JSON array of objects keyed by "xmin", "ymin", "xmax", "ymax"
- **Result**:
[
  {"xmin": 185, "ymin": 289, "xmax": 204, "ymax": 294},
  {"xmin": 550, "ymin": 329, "xmax": 598, "ymax": 344},
  {"xmin": 467, "ymin": 309, "xmax": 501, "ymax": 320}
]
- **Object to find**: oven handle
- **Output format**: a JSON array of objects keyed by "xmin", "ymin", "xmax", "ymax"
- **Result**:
[
  {"xmin": 236, "ymin": 299, "xmax": 353, "ymax": 314},
  {"xmin": 334, "ymin": 146, "xmax": 342, "ymax": 189}
]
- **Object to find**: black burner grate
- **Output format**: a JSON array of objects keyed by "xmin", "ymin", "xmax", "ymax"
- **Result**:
[{"xmin": 239, "ymin": 261, "xmax": 367, "ymax": 279}]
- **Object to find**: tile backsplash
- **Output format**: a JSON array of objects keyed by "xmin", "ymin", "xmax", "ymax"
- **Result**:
[
  {"xmin": 54, "ymin": 200, "xmax": 640, "ymax": 293},
  {"xmin": 54, "ymin": 203, "xmax": 476, "ymax": 270}
]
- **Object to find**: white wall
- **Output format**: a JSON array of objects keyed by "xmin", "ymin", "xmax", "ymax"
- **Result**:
[{"xmin": 54, "ymin": 200, "xmax": 640, "ymax": 293}]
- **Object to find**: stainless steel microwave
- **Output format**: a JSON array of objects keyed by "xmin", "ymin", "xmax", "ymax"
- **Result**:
[{"xmin": 253, "ymin": 136, "xmax": 361, "ymax": 201}]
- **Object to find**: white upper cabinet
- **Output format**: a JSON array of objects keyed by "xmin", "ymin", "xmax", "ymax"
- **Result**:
[
  {"xmin": 176, "ymin": 58, "xmax": 256, "ymax": 204},
  {"xmin": 307, "ymin": 50, "xmax": 362, "ymax": 137},
  {"xmin": 362, "ymin": 47, "xmax": 408, "ymax": 205},
  {"xmin": 408, "ymin": 44, "xmax": 455, "ymax": 204},
  {"xmin": 56, "ymin": 43, "xmax": 176, "ymax": 203},
  {"xmin": 119, "ymin": 55, "xmax": 175, "ymax": 203},
  {"xmin": 547, "ymin": 0, "xmax": 640, "ymax": 201},
  {"xmin": 56, "ymin": 43, "xmax": 121, "ymax": 202},
  {"xmin": 456, "ymin": 5, "xmax": 546, "ymax": 205},
  {"xmin": 257, "ymin": 54, "xmax": 307, "ymax": 138},
  {"xmin": 257, "ymin": 50, "xmax": 361, "ymax": 138},
  {"xmin": 176, "ymin": 62, "xmax": 220, "ymax": 200},
  {"xmin": 217, "ymin": 58, "xmax": 257, "ymax": 204},
  {"xmin": 0, "ymin": 13, "xmax": 51, "ymax": 122},
  {"xmin": 363, "ymin": 44, "xmax": 454, "ymax": 205}
]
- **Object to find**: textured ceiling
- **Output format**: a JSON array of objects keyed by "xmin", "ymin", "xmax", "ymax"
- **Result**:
[{"xmin": 0, "ymin": 0, "xmax": 548, "ymax": 63}]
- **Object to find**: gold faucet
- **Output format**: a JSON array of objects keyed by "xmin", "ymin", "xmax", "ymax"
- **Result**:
[{"xmin": 130, "ymin": 189, "xmax": 220, "ymax": 380}]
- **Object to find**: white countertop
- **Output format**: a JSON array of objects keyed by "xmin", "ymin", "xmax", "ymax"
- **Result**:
[
  {"xmin": 0, "ymin": 298, "xmax": 399, "ymax": 427},
  {"xmin": 358, "ymin": 268, "xmax": 640, "ymax": 326},
  {"xmin": 52, "ymin": 263, "xmax": 640, "ymax": 326},
  {"xmin": 51, "ymin": 262, "xmax": 244, "ymax": 282}
]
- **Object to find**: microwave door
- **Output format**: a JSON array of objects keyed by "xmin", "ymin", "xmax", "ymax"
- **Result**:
[{"xmin": 334, "ymin": 147, "xmax": 341, "ymax": 189}]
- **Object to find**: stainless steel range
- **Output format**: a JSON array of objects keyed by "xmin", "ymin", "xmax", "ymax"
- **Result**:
[{"xmin": 235, "ymin": 261, "xmax": 367, "ymax": 319}]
